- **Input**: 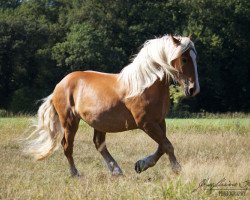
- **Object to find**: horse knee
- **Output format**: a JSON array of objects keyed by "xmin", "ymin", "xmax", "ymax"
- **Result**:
[
  {"xmin": 162, "ymin": 142, "xmax": 174, "ymax": 154},
  {"xmin": 93, "ymin": 138, "xmax": 105, "ymax": 152},
  {"xmin": 95, "ymin": 141, "xmax": 106, "ymax": 152},
  {"xmin": 93, "ymin": 131, "xmax": 106, "ymax": 152},
  {"xmin": 62, "ymin": 142, "xmax": 73, "ymax": 157}
]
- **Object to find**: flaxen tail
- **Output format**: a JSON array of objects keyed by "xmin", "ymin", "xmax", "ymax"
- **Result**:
[{"xmin": 23, "ymin": 94, "xmax": 63, "ymax": 160}]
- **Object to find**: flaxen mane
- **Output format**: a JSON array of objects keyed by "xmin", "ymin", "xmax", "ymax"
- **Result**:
[{"xmin": 118, "ymin": 35, "xmax": 195, "ymax": 97}]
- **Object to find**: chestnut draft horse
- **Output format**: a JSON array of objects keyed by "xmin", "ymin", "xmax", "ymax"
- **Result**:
[{"xmin": 23, "ymin": 35, "xmax": 200, "ymax": 176}]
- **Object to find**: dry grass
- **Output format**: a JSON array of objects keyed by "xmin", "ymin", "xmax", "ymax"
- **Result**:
[{"xmin": 0, "ymin": 117, "xmax": 249, "ymax": 199}]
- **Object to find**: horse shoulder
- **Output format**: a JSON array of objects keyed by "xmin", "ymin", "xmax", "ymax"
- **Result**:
[{"xmin": 125, "ymin": 80, "xmax": 170, "ymax": 127}]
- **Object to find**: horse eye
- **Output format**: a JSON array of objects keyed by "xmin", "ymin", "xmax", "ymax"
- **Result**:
[{"xmin": 182, "ymin": 58, "xmax": 187, "ymax": 65}]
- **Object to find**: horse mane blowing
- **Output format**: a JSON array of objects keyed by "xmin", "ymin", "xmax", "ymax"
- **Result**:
[{"xmin": 118, "ymin": 35, "xmax": 196, "ymax": 97}]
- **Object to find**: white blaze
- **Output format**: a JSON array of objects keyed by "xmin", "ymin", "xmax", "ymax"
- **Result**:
[{"xmin": 190, "ymin": 50, "xmax": 200, "ymax": 96}]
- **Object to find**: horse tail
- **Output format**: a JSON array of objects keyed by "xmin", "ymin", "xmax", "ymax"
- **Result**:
[{"xmin": 23, "ymin": 94, "xmax": 63, "ymax": 160}]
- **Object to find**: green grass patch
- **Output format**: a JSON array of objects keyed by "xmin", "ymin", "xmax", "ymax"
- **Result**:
[{"xmin": 166, "ymin": 118, "xmax": 250, "ymax": 135}]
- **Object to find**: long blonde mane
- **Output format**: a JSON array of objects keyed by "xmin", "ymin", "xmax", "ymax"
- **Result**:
[{"xmin": 118, "ymin": 35, "xmax": 195, "ymax": 97}]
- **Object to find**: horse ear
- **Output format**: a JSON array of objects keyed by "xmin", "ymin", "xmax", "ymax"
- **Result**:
[
  {"xmin": 189, "ymin": 34, "xmax": 199, "ymax": 43},
  {"xmin": 169, "ymin": 34, "xmax": 180, "ymax": 46},
  {"xmin": 188, "ymin": 34, "xmax": 192, "ymax": 40}
]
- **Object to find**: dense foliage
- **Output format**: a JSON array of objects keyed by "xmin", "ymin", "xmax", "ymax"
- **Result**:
[{"xmin": 0, "ymin": 0, "xmax": 249, "ymax": 113}]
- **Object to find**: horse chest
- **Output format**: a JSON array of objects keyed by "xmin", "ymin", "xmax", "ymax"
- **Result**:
[{"xmin": 125, "ymin": 90, "xmax": 169, "ymax": 125}]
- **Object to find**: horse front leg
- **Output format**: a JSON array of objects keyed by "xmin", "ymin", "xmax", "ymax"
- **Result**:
[
  {"xmin": 135, "ymin": 120, "xmax": 181, "ymax": 174},
  {"xmin": 135, "ymin": 120, "xmax": 166, "ymax": 173},
  {"xmin": 135, "ymin": 145, "xmax": 164, "ymax": 173},
  {"xmin": 93, "ymin": 129, "xmax": 123, "ymax": 176}
]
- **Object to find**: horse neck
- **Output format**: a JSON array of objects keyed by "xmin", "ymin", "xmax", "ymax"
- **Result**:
[{"xmin": 145, "ymin": 73, "xmax": 170, "ymax": 96}]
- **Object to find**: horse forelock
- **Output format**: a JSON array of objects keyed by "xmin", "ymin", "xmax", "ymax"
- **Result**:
[
  {"xmin": 168, "ymin": 36, "xmax": 195, "ymax": 62},
  {"xmin": 118, "ymin": 35, "xmax": 195, "ymax": 98}
]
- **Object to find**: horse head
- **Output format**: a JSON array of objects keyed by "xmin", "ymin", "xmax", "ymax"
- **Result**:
[{"xmin": 169, "ymin": 35, "xmax": 200, "ymax": 97}]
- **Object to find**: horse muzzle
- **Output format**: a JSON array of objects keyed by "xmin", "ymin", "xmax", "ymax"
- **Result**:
[{"xmin": 184, "ymin": 81, "xmax": 200, "ymax": 97}]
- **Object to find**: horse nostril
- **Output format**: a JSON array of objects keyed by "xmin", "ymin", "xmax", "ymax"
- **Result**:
[{"xmin": 189, "ymin": 88, "xmax": 194, "ymax": 96}]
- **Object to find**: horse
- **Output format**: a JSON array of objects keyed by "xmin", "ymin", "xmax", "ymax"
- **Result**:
[{"xmin": 23, "ymin": 35, "xmax": 200, "ymax": 177}]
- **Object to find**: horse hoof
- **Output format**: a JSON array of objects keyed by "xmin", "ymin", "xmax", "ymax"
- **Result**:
[
  {"xmin": 70, "ymin": 167, "xmax": 80, "ymax": 177},
  {"xmin": 135, "ymin": 160, "xmax": 146, "ymax": 173},
  {"xmin": 112, "ymin": 168, "xmax": 123, "ymax": 176},
  {"xmin": 172, "ymin": 162, "xmax": 182, "ymax": 174}
]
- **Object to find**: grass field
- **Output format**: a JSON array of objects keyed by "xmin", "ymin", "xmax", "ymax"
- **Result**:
[{"xmin": 0, "ymin": 117, "xmax": 249, "ymax": 199}]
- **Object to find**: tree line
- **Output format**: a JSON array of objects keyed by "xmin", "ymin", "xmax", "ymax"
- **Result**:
[{"xmin": 0, "ymin": 0, "xmax": 249, "ymax": 113}]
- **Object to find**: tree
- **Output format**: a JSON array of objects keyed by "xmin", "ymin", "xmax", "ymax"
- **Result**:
[
  {"xmin": 0, "ymin": 0, "xmax": 249, "ymax": 113},
  {"xmin": 180, "ymin": 0, "xmax": 250, "ymax": 112}
]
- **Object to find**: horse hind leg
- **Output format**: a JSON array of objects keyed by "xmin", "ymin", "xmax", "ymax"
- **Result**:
[
  {"xmin": 61, "ymin": 115, "xmax": 80, "ymax": 177},
  {"xmin": 93, "ymin": 129, "xmax": 123, "ymax": 176}
]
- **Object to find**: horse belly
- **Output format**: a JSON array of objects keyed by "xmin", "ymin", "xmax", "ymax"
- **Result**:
[{"xmin": 79, "ymin": 104, "xmax": 137, "ymax": 133}]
